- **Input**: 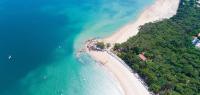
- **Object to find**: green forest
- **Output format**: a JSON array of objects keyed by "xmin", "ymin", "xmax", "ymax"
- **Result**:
[{"xmin": 114, "ymin": 0, "xmax": 200, "ymax": 95}]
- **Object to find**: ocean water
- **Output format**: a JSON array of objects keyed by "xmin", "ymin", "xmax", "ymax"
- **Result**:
[{"xmin": 0, "ymin": 0, "xmax": 154, "ymax": 95}]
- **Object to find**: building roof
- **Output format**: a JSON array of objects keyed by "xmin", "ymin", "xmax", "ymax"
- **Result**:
[{"xmin": 139, "ymin": 54, "xmax": 147, "ymax": 61}]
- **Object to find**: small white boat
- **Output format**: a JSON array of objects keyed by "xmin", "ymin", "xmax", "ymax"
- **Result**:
[{"xmin": 8, "ymin": 55, "xmax": 12, "ymax": 60}]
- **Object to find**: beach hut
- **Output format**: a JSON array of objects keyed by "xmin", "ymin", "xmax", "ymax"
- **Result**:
[{"xmin": 139, "ymin": 53, "xmax": 147, "ymax": 61}]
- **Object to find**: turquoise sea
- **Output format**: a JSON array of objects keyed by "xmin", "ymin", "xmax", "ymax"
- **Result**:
[{"xmin": 0, "ymin": 0, "xmax": 154, "ymax": 95}]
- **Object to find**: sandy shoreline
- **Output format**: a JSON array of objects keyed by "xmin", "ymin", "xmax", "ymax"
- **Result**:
[
  {"xmin": 86, "ymin": 0, "xmax": 180, "ymax": 95},
  {"xmin": 104, "ymin": 0, "xmax": 180, "ymax": 44}
]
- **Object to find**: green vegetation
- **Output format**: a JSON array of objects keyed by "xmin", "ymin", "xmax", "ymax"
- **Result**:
[
  {"xmin": 96, "ymin": 42, "xmax": 105, "ymax": 49},
  {"xmin": 115, "ymin": 0, "xmax": 200, "ymax": 95},
  {"xmin": 106, "ymin": 43, "xmax": 111, "ymax": 48}
]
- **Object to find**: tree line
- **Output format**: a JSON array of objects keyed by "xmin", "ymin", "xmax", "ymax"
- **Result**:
[{"xmin": 114, "ymin": 0, "xmax": 200, "ymax": 95}]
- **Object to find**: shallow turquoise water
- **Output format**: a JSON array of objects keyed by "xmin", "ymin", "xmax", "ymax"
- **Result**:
[{"xmin": 0, "ymin": 0, "xmax": 154, "ymax": 95}]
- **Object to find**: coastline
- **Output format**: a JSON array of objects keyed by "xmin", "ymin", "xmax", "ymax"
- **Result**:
[
  {"xmin": 86, "ymin": 0, "xmax": 180, "ymax": 95},
  {"xmin": 104, "ymin": 0, "xmax": 180, "ymax": 44}
]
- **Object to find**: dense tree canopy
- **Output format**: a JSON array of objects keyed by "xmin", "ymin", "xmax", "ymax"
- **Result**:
[
  {"xmin": 115, "ymin": 0, "xmax": 200, "ymax": 95},
  {"xmin": 96, "ymin": 42, "xmax": 105, "ymax": 49}
]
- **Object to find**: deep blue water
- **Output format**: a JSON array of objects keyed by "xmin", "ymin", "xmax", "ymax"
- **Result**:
[{"xmin": 0, "ymin": 0, "xmax": 154, "ymax": 95}]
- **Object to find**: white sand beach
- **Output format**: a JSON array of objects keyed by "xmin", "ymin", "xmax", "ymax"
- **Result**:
[
  {"xmin": 104, "ymin": 0, "xmax": 180, "ymax": 44},
  {"xmin": 86, "ymin": 0, "xmax": 180, "ymax": 95}
]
